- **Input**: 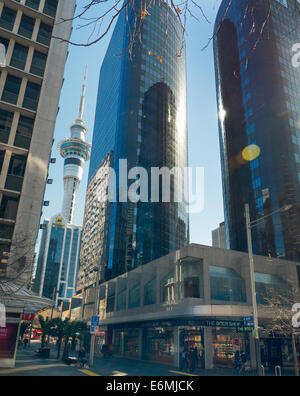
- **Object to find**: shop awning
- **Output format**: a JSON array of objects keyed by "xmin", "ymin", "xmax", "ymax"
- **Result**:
[{"xmin": 0, "ymin": 281, "xmax": 53, "ymax": 314}]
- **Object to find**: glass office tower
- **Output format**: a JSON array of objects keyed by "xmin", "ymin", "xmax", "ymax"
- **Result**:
[
  {"xmin": 88, "ymin": 0, "xmax": 189, "ymax": 281},
  {"xmin": 214, "ymin": 0, "xmax": 300, "ymax": 260}
]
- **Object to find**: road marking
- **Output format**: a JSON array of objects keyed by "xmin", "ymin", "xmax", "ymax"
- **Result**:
[
  {"xmin": 169, "ymin": 370, "xmax": 199, "ymax": 376},
  {"xmin": 0, "ymin": 363, "xmax": 65, "ymax": 375},
  {"xmin": 79, "ymin": 369, "xmax": 101, "ymax": 376}
]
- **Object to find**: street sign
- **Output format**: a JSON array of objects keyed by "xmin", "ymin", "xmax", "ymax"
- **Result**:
[
  {"xmin": 90, "ymin": 316, "xmax": 100, "ymax": 333},
  {"xmin": 243, "ymin": 316, "xmax": 254, "ymax": 322},
  {"xmin": 246, "ymin": 321, "xmax": 254, "ymax": 327}
]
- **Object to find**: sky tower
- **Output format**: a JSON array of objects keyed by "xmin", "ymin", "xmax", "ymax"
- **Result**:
[{"xmin": 58, "ymin": 67, "xmax": 91, "ymax": 224}]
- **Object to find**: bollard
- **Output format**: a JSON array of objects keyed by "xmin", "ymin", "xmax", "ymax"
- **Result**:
[
  {"xmin": 275, "ymin": 365, "xmax": 282, "ymax": 376},
  {"xmin": 260, "ymin": 364, "xmax": 265, "ymax": 376}
]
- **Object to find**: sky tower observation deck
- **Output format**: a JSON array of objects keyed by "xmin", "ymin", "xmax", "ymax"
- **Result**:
[{"xmin": 57, "ymin": 69, "xmax": 91, "ymax": 224}]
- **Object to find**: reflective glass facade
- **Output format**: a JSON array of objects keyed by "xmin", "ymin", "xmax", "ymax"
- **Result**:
[
  {"xmin": 214, "ymin": 0, "xmax": 300, "ymax": 260},
  {"xmin": 89, "ymin": 1, "xmax": 189, "ymax": 280},
  {"xmin": 33, "ymin": 221, "xmax": 81, "ymax": 304}
]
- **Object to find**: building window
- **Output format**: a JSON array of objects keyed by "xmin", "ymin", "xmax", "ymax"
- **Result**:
[
  {"xmin": 10, "ymin": 43, "xmax": 29, "ymax": 70},
  {"xmin": 128, "ymin": 283, "xmax": 140, "ymax": 309},
  {"xmin": 116, "ymin": 287, "xmax": 126, "ymax": 311},
  {"xmin": 210, "ymin": 266, "xmax": 246, "ymax": 302},
  {"xmin": 0, "ymin": 150, "xmax": 4, "ymax": 173},
  {"xmin": 0, "ymin": 7, "xmax": 17, "ymax": 31},
  {"xmin": 106, "ymin": 283, "xmax": 115, "ymax": 313},
  {"xmin": 255, "ymin": 273, "xmax": 291, "ymax": 305},
  {"xmin": 0, "ymin": 109, "xmax": 14, "ymax": 144},
  {"xmin": 1, "ymin": 74, "xmax": 22, "ymax": 105},
  {"xmin": 144, "ymin": 277, "xmax": 156, "ymax": 305},
  {"xmin": 5, "ymin": 154, "xmax": 27, "ymax": 192},
  {"xmin": 14, "ymin": 115, "xmax": 35, "ymax": 149},
  {"xmin": 43, "ymin": 0, "xmax": 58, "ymax": 18},
  {"xmin": 179, "ymin": 258, "xmax": 203, "ymax": 299},
  {"xmin": 25, "ymin": 0, "xmax": 40, "ymax": 11},
  {"xmin": 18, "ymin": 14, "xmax": 35, "ymax": 39},
  {"xmin": 23, "ymin": 81, "xmax": 41, "ymax": 110},
  {"xmin": 0, "ymin": 195, "xmax": 19, "ymax": 220},
  {"xmin": 37, "ymin": 22, "xmax": 52, "ymax": 46},
  {"xmin": 30, "ymin": 50, "xmax": 47, "ymax": 76}
]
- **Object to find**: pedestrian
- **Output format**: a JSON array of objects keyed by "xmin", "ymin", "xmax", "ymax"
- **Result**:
[
  {"xmin": 78, "ymin": 347, "xmax": 87, "ymax": 368},
  {"xmin": 189, "ymin": 348, "xmax": 197, "ymax": 373},
  {"xmin": 234, "ymin": 350, "xmax": 241, "ymax": 373},
  {"xmin": 23, "ymin": 337, "xmax": 29, "ymax": 349},
  {"xmin": 181, "ymin": 346, "xmax": 188, "ymax": 369},
  {"xmin": 239, "ymin": 352, "xmax": 247, "ymax": 374}
]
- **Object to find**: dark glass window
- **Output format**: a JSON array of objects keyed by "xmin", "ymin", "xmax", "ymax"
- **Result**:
[
  {"xmin": 23, "ymin": 81, "xmax": 41, "ymax": 110},
  {"xmin": 14, "ymin": 115, "xmax": 34, "ymax": 149},
  {"xmin": 0, "ymin": 37, "xmax": 10, "ymax": 52},
  {"xmin": 144, "ymin": 278, "xmax": 156, "ymax": 305},
  {"xmin": 0, "ymin": 109, "xmax": 14, "ymax": 144},
  {"xmin": 210, "ymin": 266, "xmax": 246, "ymax": 302},
  {"xmin": 1, "ymin": 74, "xmax": 22, "ymax": 105},
  {"xmin": 0, "ymin": 150, "xmax": 4, "ymax": 173},
  {"xmin": 5, "ymin": 154, "xmax": 26, "ymax": 192},
  {"xmin": 25, "ymin": 0, "xmax": 40, "ymax": 11},
  {"xmin": 0, "ymin": 7, "xmax": 17, "ymax": 31},
  {"xmin": 0, "ymin": 224, "xmax": 14, "ymax": 239},
  {"xmin": 128, "ymin": 284, "xmax": 140, "ymax": 309},
  {"xmin": 37, "ymin": 22, "xmax": 52, "ymax": 46},
  {"xmin": 116, "ymin": 288, "xmax": 126, "ymax": 311},
  {"xmin": 0, "ymin": 195, "xmax": 19, "ymax": 220},
  {"xmin": 43, "ymin": 0, "xmax": 58, "ymax": 18},
  {"xmin": 106, "ymin": 283, "xmax": 115, "ymax": 313},
  {"xmin": 179, "ymin": 259, "xmax": 203, "ymax": 299},
  {"xmin": 18, "ymin": 14, "xmax": 35, "ymax": 39},
  {"xmin": 255, "ymin": 273, "xmax": 291, "ymax": 305},
  {"xmin": 10, "ymin": 43, "xmax": 28, "ymax": 70},
  {"xmin": 30, "ymin": 50, "xmax": 47, "ymax": 76}
]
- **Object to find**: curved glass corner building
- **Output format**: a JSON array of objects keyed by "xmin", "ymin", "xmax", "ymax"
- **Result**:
[
  {"xmin": 214, "ymin": 0, "xmax": 300, "ymax": 260},
  {"xmin": 88, "ymin": 1, "xmax": 189, "ymax": 280}
]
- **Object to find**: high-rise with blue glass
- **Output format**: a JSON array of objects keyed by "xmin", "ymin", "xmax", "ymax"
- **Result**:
[
  {"xmin": 214, "ymin": 0, "xmax": 300, "ymax": 260},
  {"xmin": 87, "ymin": 0, "xmax": 189, "ymax": 282}
]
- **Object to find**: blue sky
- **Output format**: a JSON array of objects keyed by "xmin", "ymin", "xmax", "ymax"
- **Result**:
[{"xmin": 41, "ymin": 0, "xmax": 224, "ymax": 247}]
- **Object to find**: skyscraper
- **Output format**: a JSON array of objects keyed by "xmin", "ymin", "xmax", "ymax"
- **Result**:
[
  {"xmin": 33, "ymin": 72, "xmax": 91, "ymax": 303},
  {"xmin": 214, "ymin": 0, "xmax": 300, "ymax": 260},
  {"xmin": 57, "ymin": 67, "xmax": 91, "ymax": 224},
  {"xmin": 0, "ymin": 0, "xmax": 76, "ymax": 284},
  {"xmin": 88, "ymin": 0, "xmax": 189, "ymax": 282}
]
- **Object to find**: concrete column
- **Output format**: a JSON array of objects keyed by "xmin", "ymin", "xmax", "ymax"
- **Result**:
[
  {"xmin": 174, "ymin": 326, "xmax": 179, "ymax": 367},
  {"xmin": 204, "ymin": 327, "xmax": 213, "ymax": 369},
  {"xmin": 12, "ymin": 10, "xmax": 22, "ymax": 35}
]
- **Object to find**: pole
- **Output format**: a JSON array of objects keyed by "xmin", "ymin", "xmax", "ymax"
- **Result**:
[
  {"xmin": 245, "ymin": 203, "xmax": 262, "ymax": 376},
  {"xmin": 291, "ymin": 331, "xmax": 299, "ymax": 377},
  {"xmin": 89, "ymin": 269, "xmax": 101, "ymax": 367}
]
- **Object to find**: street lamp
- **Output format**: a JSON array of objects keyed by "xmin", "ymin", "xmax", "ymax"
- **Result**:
[{"xmin": 244, "ymin": 203, "xmax": 292, "ymax": 376}]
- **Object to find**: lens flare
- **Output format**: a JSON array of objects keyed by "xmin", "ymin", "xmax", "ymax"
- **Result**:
[{"xmin": 242, "ymin": 144, "xmax": 261, "ymax": 162}]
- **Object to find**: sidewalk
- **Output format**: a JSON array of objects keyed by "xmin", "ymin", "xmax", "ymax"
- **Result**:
[{"xmin": 0, "ymin": 343, "xmax": 296, "ymax": 376}]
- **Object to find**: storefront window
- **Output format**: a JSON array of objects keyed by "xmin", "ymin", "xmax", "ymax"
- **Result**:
[
  {"xmin": 113, "ymin": 329, "xmax": 139, "ymax": 359},
  {"xmin": 145, "ymin": 328, "xmax": 175, "ymax": 364},
  {"xmin": 210, "ymin": 266, "xmax": 246, "ymax": 302},
  {"xmin": 212, "ymin": 328, "xmax": 249, "ymax": 368},
  {"xmin": 179, "ymin": 327, "xmax": 204, "ymax": 369}
]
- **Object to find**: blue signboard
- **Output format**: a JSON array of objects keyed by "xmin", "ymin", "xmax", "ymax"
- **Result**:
[{"xmin": 90, "ymin": 316, "xmax": 99, "ymax": 332}]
